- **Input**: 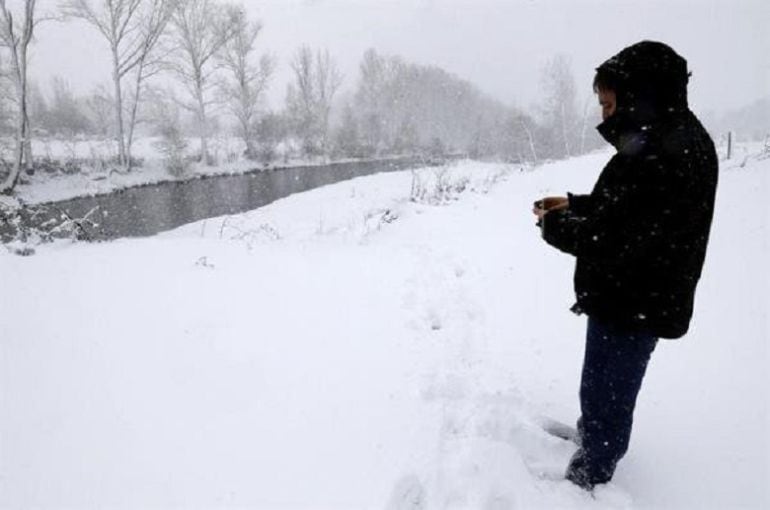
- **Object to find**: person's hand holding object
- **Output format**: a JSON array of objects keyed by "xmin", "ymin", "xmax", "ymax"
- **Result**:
[{"xmin": 533, "ymin": 196, "xmax": 568, "ymax": 219}]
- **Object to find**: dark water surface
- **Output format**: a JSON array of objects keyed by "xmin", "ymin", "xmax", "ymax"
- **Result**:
[{"xmin": 6, "ymin": 157, "xmax": 426, "ymax": 242}]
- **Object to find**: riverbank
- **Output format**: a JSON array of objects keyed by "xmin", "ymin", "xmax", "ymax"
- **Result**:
[
  {"xmin": 1, "ymin": 157, "xmax": 453, "ymax": 243},
  {"xmin": 12, "ymin": 146, "xmax": 425, "ymax": 206}
]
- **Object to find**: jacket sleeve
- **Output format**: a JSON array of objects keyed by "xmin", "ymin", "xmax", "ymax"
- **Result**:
[
  {"xmin": 567, "ymin": 192, "xmax": 594, "ymax": 216},
  {"xmin": 542, "ymin": 157, "xmax": 669, "ymax": 261}
]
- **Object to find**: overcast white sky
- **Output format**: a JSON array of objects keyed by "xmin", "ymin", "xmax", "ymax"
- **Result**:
[{"xmin": 32, "ymin": 0, "xmax": 769, "ymax": 116}]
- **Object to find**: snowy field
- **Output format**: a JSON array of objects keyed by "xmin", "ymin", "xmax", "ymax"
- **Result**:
[{"xmin": 1, "ymin": 150, "xmax": 768, "ymax": 509}]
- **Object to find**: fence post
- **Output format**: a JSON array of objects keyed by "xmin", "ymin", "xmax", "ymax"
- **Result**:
[{"xmin": 727, "ymin": 131, "xmax": 732, "ymax": 160}]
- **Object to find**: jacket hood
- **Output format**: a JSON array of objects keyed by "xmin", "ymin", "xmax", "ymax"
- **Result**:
[{"xmin": 596, "ymin": 40, "xmax": 690, "ymax": 146}]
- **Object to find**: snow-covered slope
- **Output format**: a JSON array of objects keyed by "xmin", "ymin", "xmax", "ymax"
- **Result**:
[{"xmin": 1, "ymin": 152, "xmax": 767, "ymax": 509}]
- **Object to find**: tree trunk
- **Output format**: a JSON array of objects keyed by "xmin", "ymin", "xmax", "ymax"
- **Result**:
[
  {"xmin": 195, "ymin": 77, "xmax": 209, "ymax": 165},
  {"xmin": 579, "ymin": 96, "xmax": 591, "ymax": 155},
  {"xmin": 22, "ymin": 102, "xmax": 33, "ymax": 174},
  {"xmin": 560, "ymin": 103, "xmax": 571, "ymax": 158},
  {"xmin": 1, "ymin": 90, "xmax": 27, "ymax": 192},
  {"xmin": 198, "ymin": 105, "xmax": 209, "ymax": 164},
  {"xmin": 0, "ymin": 37, "xmax": 26, "ymax": 192},
  {"xmin": 520, "ymin": 119, "xmax": 538, "ymax": 164},
  {"xmin": 111, "ymin": 46, "xmax": 128, "ymax": 171},
  {"xmin": 126, "ymin": 58, "xmax": 147, "ymax": 169},
  {"xmin": 0, "ymin": 111, "xmax": 25, "ymax": 193},
  {"xmin": 242, "ymin": 119, "xmax": 255, "ymax": 159},
  {"xmin": 240, "ymin": 88, "xmax": 256, "ymax": 159}
]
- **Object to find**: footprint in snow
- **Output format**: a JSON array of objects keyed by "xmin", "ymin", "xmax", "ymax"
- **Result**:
[
  {"xmin": 484, "ymin": 493, "xmax": 515, "ymax": 510},
  {"xmin": 385, "ymin": 475, "xmax": 426, "ymax": 510}
]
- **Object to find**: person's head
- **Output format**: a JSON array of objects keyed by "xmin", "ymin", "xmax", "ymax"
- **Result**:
[
  {"xmin": 593, "ymin": 41, "xmax": 690, "ymax": 123},
  {"xmin": 593, "ymin": 65, "xmax": 621, "ymax": 120},
  {"xmin": 595, "ymin": 87, "xmax": 617, "ymax": 121}
]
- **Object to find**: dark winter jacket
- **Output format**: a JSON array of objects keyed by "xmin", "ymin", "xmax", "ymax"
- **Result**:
[{"xmin": 542, "ymin": 41, "xmax": 718, "ymax": 339}]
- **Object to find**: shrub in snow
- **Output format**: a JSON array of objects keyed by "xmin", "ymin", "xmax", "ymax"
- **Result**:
[
  {"xmin": 155, "ymin": 123, "xmax": 190, "ymax": 177},
  {"xmin": 0, "ymin": 200, "xmax": 98, "ymax": 246},
  {"xmin": 254, "ymin": 113, "xmax": 288, "ymax": 166},
  {"xmin": 426, "ymin": 137, "xmax": 446, "ymax": 158},
  {"xmin": 0, "ymin": 158, "xmax": 10, "ymax": 184},
  {"xmin": 332, "ymin": 104, "xmax": 365, "ymax": 159},
  {"xmin": 410, "ymin": 166, "xmax": 470, "ymax": 205},
  {"xmin": 32, "ymin": 156, "xmax": 81, "ymax": 175},
  {"xmin": 4, "ymin": 241, "xmax": 35, "ymax": 256},
  {"xmin": 107, "ymin": 155, "xmax": 144, "ymax": 173},
  {"xmin": 215, "ymin": 215, "xmax": 281, "ymax": 249},
  {"xmin": 0, "ymin": 138, "xmax": 14, "ymax": 181},
  {"xmin": 363, "ymin": 207, "xmax": 399, "ymax": 235}
]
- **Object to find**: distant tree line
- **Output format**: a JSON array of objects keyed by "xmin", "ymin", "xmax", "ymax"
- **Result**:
[
  {"xmin": 334, "ymin": 48, "xmax": 536, "ymax": 161},
  {"xmin": 0, "ymin": 0, "xmax": 604, "ymax": 194}
]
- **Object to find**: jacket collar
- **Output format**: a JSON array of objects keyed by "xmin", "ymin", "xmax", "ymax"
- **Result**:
[
  {"xmin": 596, "ymin": 111, "xmax": 644, "ymax": 151},
  {"xmin": 597, "ymin": 107, "xmax": 688, "ymax": 152},
  {"xmin": 597, "ymin": 112, "xmax": 632, "ymax": 148}
]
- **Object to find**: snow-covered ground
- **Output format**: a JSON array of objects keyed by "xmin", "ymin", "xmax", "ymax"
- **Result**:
[{"xmin": 1, "ymin": 150, "xmax": 767, "ymax": 509}]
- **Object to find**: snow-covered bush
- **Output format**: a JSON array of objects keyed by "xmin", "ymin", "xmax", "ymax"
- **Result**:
[
  {"xmin": 0, "ymin": 198, "xmax": 98, "ymax": 248},
  {"xmin": 150, "ymin": 96, "xmax": 190, "ymax": 177},
  {"xmin": 254, "ymin": 113, "xmax": 288, "ymax": 166},
  {"xmin": 332, "ymin": 104, "xmax": 365, "ymax": 159},
  {"xmin": 410, "ymin": 166, "xmax": 470, "ymax": 205},
  {"xmin": 156, "ymin": 125, "xmax": 189, "ymax": 177}
]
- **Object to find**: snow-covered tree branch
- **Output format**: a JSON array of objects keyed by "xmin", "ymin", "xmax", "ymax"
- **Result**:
[
  {"xmin": 164, "ymin": 0, "xmax": 236, "ymax": 164},
  {"xmin": 216, "ymin": 4, "xmax": 273, "ymax": 160},
  {"xmin": 0, "ymin": 0, "xmax": 37, "ymax": 193},
  {"xmin": 285, "ymin": 45, "xmax": 342, "ymax": 157},
  {"xmin": 61, "ymin": 0, "xmax": 176, "ymax": 171}
]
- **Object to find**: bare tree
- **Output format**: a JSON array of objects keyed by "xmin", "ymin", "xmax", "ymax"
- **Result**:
[
  {"xmin": 165, "ymin": 0, "xmax": 234, "ymax": 165},
  {"xmin": 84, "ymin": 84, "xmax": 114, "ymax": 137},
  {"xmin": 0, "ymin": 51, "xmax": 11, "ymax": 124},
  {"xmin": 0, "ymin": 0, "xmax": 37, "ymax": 193},
  {"xmin": 285, "ymin": 46, "xmax": 342, "ymax": 157},
  {"xmin": 314, "ymin": 48, "xmax": 342, "ymax": 154},
  {"xmin": 253, "ymin": 111, "xmax": 286, "ymax": 165},
  {"xmin": 285, "ymin": 46, "xmax": 315, "ymax": 155},
  {"xmin": 354, "ymin": 48, "xmax": 386, "ymax": 153},
  {"xmin": 42, "ymin": 76, "xmax": 92, "ymax": 136},
  {"xmin": 353, "ymin": 49, "xmax": 518, "ymax": 157},
  {"xmin": 217, "ymin": 5, "xmax": 273, "ymax": 160},
  {"xmin": 540, "ymin": 54, "xmax": 578, "ymax": 159},
  {"xmin": 145, "ymin": 86, "xmax": 189, "ymax": 176},
  {"xmin": 62, "ymin": 0, "xmax": 176, "ymax": 170},
  {"xmin": 332, "ymin": 101, "xmax": 361, "ymax": 158},
  {"xmin": 519, "ymin": 115, "xmax": 538, "ymax": 163}
]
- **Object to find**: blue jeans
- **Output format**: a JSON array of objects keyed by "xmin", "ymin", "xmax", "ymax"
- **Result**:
[{"xmin": 567, "ymin": 316, "xmax": 658, "ymax": 488}]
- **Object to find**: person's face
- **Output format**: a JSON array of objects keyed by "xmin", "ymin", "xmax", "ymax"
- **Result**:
[{"xmin": 597, "ymin": 88, "xmax": 617, "ymax": 120}]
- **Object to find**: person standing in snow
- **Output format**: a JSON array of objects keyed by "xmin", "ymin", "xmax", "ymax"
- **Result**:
[{"xmin": 533, "ymin": 41, "xmax": 718, "ymax": 490}]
